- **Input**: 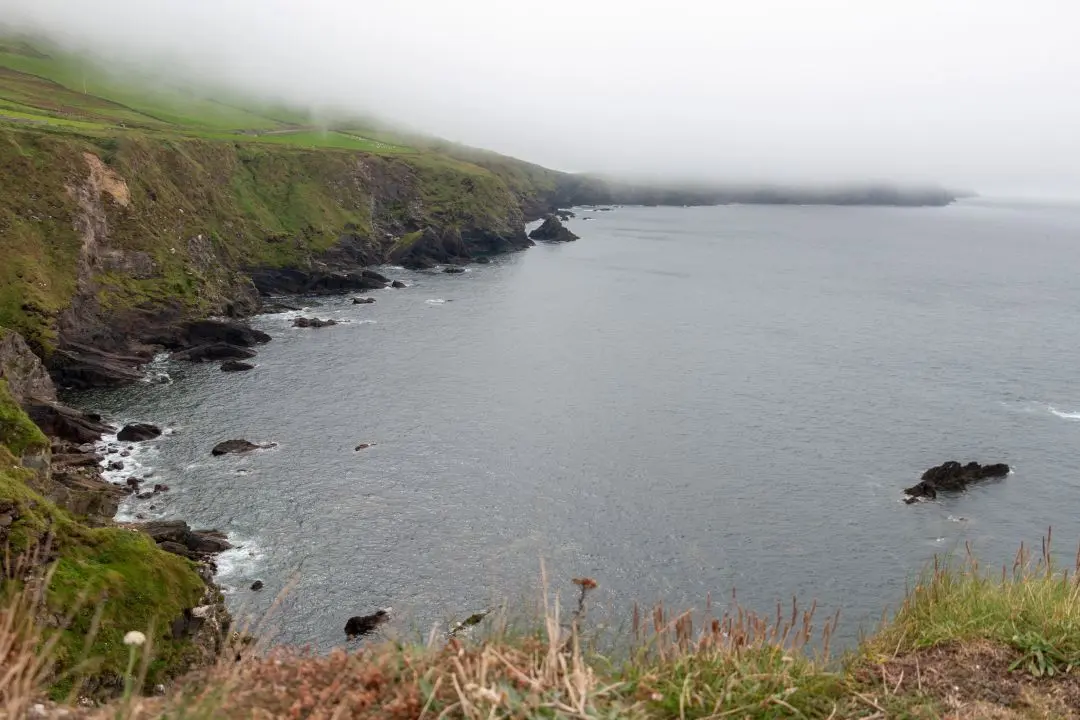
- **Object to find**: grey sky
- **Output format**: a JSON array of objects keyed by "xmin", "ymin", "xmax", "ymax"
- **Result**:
[{"xmin": 4, "ymin": 0, "xmax": 1080, "ymax": 195}]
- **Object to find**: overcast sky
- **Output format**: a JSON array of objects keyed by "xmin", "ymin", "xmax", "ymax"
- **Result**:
[{"xmin": 4, "ymin": 0, "xmax": 1079, "ymax": 195}]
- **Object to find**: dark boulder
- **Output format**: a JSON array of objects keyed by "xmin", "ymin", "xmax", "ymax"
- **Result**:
[
  {"xmin": 25, "ymin": 402, "xmax": 113, "ymax": 444},
  {"xmin": 107, "ymin": 460, "xmax": 124, "ymax": 471},
  {"xmin": 354, "ymin": 443, "xmax": 376, "ymax": 451},
  {"xmin": 904, "ymin": 461, "xmax": 1010, "ymax": 502},
  {"xmin": 475, "ymin": 256, "xmax": 491, "ymax": 264},
  {"xmin": 248, "ymin": 269, "xmax": 388, "ymax": 295},
  {"xmin": 49, "ymin": 345, "xmax": 145, "ymax": 389},
  {"xmin": 529, "ymin": 215, "xmax": 579, "ymax": 242},
  {"xmin": 117, "ymin": 423, "xmax": 162, "ymax": 442},
  {"xmin": 555, "ymin": 209, "xmax": 576, "ymax": 220},
  {"xmin": 251, "ymin": 580, "xmax": 264, "ymax": 591},
  {"xmin": 212, "ymin": 439, "xmax": 275, "ymax": 456},
  {"xmin": 153, "ymin": 483, "xmax": 169, "ymax": 493},
  {"xmin": 293, "ymin": 317, "xmax": 337, "ymax": 328},
  {"xmin": 391, "ymin": 280, "xmax": 407, "ymax": 288},
  {"xmin": 148, "ymin": 320, "xmax": 271, "ymax": 350},
  {"xmin": 220, "ymin": 360, "xmax": 255, "ymax": 372},
  {"xmin": 345, "ymin": 609, "xmax": 391, "ymax": 639},
  {"xmin": 443, "ymin": 267, "xmax": 466, "ymax": 274},
  {"xmin": 172, "ymin": 343, "xmax": 258, "ymax": 363},
  {"xmin": 187, "ymin": 530, "xmax": 232, "ymax": 554},
  {"xmin": 352, "ymin": 297, "xmax": 376, "ymax": 304}
]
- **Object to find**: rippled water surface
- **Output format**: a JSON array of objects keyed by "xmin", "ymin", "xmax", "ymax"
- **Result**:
[{"xmin": 74, "ymin": 200, "xmax": 1080, "ymax": 647}]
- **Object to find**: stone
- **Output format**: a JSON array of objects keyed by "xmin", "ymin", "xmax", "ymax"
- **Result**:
[
  {"xmin": 251, "ymin": 580, "xmax": 264, "ymax": 591},
  {"xmin": 904, "ymin": 461, "xmax": 1011, "ymax": 501},
  {"xmin": 391, "ymin": 280, "xmax": 407, "ymax": 288},
  {"xmin": 153, "ymin": 483, "xmax": 170, "ymax": 493},
  {"xmin": 211, "ymin": 439, "xmax": 275, "ymax": 456},
  {"xmin": 529, "ymin": 215, "xmax": 579, "ymax": 242},
  {"xmin": 345, "ymin": 609, "xmax": 391, "ymax": 638},
  {"xmin": 352, "ymin": 297, "xmax": 376, "ymax": 304},
  {"xmin": 172, "ymin": 343, "xmax": 258, "ymax": 363},
  {"xmin": 293, "ymin": 317, "xmax": 337, "ymax": 328},
  {"xmin": 443, "ymin": 267, "xmax": 466, "ymax": 274},
  {"xmin": 117, "ymin": 423, "xmax": 162, "ymax": 442},
  {"xmin": 354, "ymin": 443, "xmax": 376, "ymax": 451},
  {"xmin": 220, "ymin": 360, "xmax": 255, "ymax": 372}
]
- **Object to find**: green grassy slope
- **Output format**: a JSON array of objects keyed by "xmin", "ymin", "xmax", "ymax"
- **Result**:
[{"xmin": 0, "ymin": 36, "xmax": 579, "ymax": 355}]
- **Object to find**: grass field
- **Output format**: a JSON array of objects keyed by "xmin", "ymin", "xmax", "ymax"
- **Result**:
[{"xmin": 0, "ymin": 37, "xmax": 418, "ymax": 154}]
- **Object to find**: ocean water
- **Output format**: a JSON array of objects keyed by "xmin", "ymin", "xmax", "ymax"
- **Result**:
[{"xmin": 73, "ymin": 199, "xmax": 1080, "ymax": 648}]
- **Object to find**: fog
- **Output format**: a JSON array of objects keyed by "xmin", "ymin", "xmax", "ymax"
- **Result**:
[{"xmin": 4, "ymin": 0, "xmax": 1080, "ymax": 195}]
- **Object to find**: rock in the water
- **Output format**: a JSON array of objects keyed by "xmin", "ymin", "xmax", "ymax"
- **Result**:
[
  {"xmin": 443, "ymin": 267, "xmax": 466, "ymax": 274},
  {"xmin": 475, "ymin": 256, "xmax": 491, "ymax": 264},
  {"xmin": 211, "ymin": 439, "xmax": 275, "ymax": 456},
  {"xmin": 249, "ymin": 268, "xmax": 388, "ymax": 295},
  {"xmin": 352, "ymin": 297, "xmax": 376, "ymax": 304},
  {"xmin": 251, "ymin": 580, "xmax": 264, "ymax": 591},
  {"xmin": 147, "ymin": 320, "xmax": 271, "ymax": 350},
  {"xmin": 172, "ymin": 343, "xmax": 258, "ymax": 363},
  {"xmin": 345, "ymin": 609, "xmax": 391, "ymax": 638},
  {"xmin": 261, "ymin": 302, "xmax": 301, "ymax": 314},
  {"xmin": 220, "ymin": 360, "xmax": 255, "ymax": 372},
  {"xmin": 529, "ymin": 215, "xmax": 579, "ymax": 242},
  {"xmin": 293, "ymin": 317, "xmax": 337, "ymax": 328},
  {"xmin": 391, "ymin": 280, "xmax": 407, "ymax": 288},
  {"xmin": 354, "ymin": 443, "xmax": 376, "ymax": 451},
  {"xmin": 153, "ymin": 483, "xmax": 169, "ymax": 493},
  {"xmin": 904, "ymin": 461, "xmax": 1010, "ymax": 501},
  {"xmin": 117, "ymin": 423, "xmax": 162, "ymax": 442},
  {"xmin": 107, "ymin": 460, "xmax": 124, "ymax": 471}
]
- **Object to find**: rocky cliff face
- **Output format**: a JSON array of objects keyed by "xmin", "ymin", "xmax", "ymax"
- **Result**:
[{"xmin": 0, "ymin": 128, "xmax": 551, "ymax": 387}]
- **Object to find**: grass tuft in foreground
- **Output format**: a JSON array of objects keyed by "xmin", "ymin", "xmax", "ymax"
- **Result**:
[{"xmin": 4, "ymin": 536, "xmax": 1080, "ymax": 718}]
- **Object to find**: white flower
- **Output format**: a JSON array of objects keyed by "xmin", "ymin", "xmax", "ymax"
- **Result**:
[{"xmin": 123, "ymin": 630, "xmax": 146, "ymax": 647}]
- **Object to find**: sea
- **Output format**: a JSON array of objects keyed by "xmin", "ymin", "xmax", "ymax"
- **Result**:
[{"xmin": 71, "ymin": 198, "xmax": 1080, "ymax": 649}]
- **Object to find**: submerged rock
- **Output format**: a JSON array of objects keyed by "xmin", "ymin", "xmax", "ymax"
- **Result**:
[
  {"xmin": 475, "ymin": 256, "xmax": 491, "ymax": 264},
  {"xmin": 391, "ymin": 280, "xmax": 407, "ymax": 288},
  {"xmin": 211, "ymin": 439, "xmax": 275, "ymax": 456},
  {"xmin": 293, "ymin": 317, "xmax": 337, "ymax": 328},
  {"xmin": 354, "ymin": 443, "xmax": 376, "ymax": 451},
  {"xmin": 220, "ymin": 360, "xmax": 255, "ymax": 372},
  {"xmin": 251, "ymin": 580, "xmax": 264, "ymax": 591},
  {"xmin": 904, "ymin": 461, "xmax": 1010, "ymax": 502},
  {"xmin": 117, "ymin": 423, "xmax": 162, "ymax": 442},
  {"xmin": 443, "ymin": 267, "xmax": 466, "ymax": 274},
  {"xmin": 352, "ymin": 297, "xmax": 376, "ymax": 304},
  {"xmin": 529, "ymin": 215, "xmax": 579, "ymax": 242}
]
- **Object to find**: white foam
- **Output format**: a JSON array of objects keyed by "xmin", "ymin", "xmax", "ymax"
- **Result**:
[
  {"xmin": 215, "ymin": 536, "xmax": 266, "ymax": 590},
  {"xmin": 947, "ymin": 515, "xmax": 968, "ymax": 523},
  {"xmin": 426, "ymin": 299, "xmax": 446, "ymax": 304},
  {"xmin": 1048, "ymin": 406, "xmax": 1080, "ymax": 420}
]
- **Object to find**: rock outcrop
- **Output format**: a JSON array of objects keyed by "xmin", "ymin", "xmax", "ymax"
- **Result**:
[
  {"xmin": 293, "ymin": 317, "xmax": 337, "ymax": 328},
  {"xmin": 904, "ymin": 461, "xmax": 1011, "ymax": 503},
  {"xmin": 345, "ymin": 609, "xmax": 391, "ymax": 639},
  {"xmin": 135, "ymin": 519, "xmax": 233, "ymax": 559},
  {"xmin": 172, "ymin": 343, "xmax": 258, "ymax": 363},
  {"xmin": 529, "ymin": 215, "xmax": 579, "ymax": 242},
  {"xmin": 117, "ymin": 423, "xmax": 162, "ymax": 442},
  {"xmin": 352, "ymin": 297, "xmax": 376, "ymax": 304},
  {"xmin": 211, "ymin": 439, "xmax": 275, "ymax": 456},
  {"xmin": 250, "ymin": 269, "xmax": 390, "ymax": 295}
]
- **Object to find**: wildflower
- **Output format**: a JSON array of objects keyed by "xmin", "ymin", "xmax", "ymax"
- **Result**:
[
  {"xmin": 123, "ymin": 630, "xmax": 146, "ymax": 647},
  {"xmin": 572, "ymin": 577, "xmax": 598, "ymax": 590}
]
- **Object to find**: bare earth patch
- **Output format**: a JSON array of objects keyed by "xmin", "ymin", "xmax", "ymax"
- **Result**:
[{"xmin": 866, "ymin": 642, "xmax": 1080, "ymax": 719}]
